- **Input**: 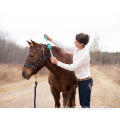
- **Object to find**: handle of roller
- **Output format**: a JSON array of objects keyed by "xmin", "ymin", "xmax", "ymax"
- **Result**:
[{"xmin": 50, "ymin": 50, "xmax": 53, "ymax": 57}]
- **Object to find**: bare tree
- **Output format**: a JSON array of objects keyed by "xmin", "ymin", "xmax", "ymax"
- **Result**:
[{"xmin": 90, "ymin": 33, "xmax": 100, "ymax": 52}]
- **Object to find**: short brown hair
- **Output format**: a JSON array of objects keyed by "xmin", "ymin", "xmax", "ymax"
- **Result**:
[{"xmin": 76, "ymin": 33, "xmax": 90, "ymax": 46}]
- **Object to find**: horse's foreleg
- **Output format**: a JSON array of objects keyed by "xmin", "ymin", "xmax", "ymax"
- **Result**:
[{"xmin": 50, "ymin": 86, "xmax": 61, "ymax": 108}]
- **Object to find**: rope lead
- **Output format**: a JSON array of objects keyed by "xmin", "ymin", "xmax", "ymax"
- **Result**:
[{"xmin": 34, "ymin": 75, "xmax": 38, "ymax": 108}]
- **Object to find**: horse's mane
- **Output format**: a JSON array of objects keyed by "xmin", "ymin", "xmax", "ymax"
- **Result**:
[
  {"xmin": 52, "ymin": 46, "xmax": 64, "ymax": 56},
  {"xmin": 51, "ymin": 46, "xmax": 73, "ymax": 64}
]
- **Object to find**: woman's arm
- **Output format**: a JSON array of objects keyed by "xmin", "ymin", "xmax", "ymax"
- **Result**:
[
  {"xmin": 50, "ymin": 52, "xmax": 89, "ymax": 71},
  {"xmin": 51, "ymin": 39, "xmax": 75, "ymax": 54},
  {"xmin": 57, "ymin": 53, "xmax": 89, "ymax": 71},
  {"xmin": 44, "ymin": 34, "xmax": 75, "ymax": 53}
]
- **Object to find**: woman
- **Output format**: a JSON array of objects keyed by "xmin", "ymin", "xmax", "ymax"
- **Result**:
[{"xmin": 44, "ymin": 33, "xmax": 93, "ymax": 108}]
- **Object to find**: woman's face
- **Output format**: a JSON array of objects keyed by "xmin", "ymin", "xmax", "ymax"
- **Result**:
[{"xmin": 75, "ymin": 40, "xmax": 84, "ymax": 49}]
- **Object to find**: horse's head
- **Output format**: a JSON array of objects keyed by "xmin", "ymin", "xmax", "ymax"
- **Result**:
[{"xmin": 22, "ymin": 40, "xmax": 50, "ymax": 80}]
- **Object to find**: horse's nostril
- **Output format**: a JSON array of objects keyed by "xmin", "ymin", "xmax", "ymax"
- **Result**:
[
  {"xmin": 26, "ymin": 74, "xmax": 30, "ymax": 80},
  {"xmin": 22, "ymin": 72, "xmax": 30, "ymax": 80}
]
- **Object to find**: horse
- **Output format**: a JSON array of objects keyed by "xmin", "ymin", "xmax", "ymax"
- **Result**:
[{"xmin": 22, "ymin": 40, "xmax": 77, "ymax": 108}]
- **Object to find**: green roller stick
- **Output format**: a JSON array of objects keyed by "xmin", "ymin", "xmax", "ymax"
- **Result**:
[
  {"xmin": 50, "ymin": 49, "xmax": 53, "ymax": 57},
  {"xmin": 45, "ymin": 35, "xmax": 54, "ymax": 57},
  {"xmin": 45, "ymin": 35, "xmax": 47, "ymax": 41}
]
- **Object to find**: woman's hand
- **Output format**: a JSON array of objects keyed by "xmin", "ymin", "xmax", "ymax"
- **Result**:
[
  {"xmin": 44, "ymin": 34, "xmax": 52, "ymax": 41},
  {"xmin": 51, "ymin": 57, "xmax": 58, "ymax": 64}
]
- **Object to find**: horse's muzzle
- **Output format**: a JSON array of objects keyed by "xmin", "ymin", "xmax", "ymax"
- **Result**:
[{"xmin": 22, "ymin": 72, "xmax": 31, "ymax": 80}]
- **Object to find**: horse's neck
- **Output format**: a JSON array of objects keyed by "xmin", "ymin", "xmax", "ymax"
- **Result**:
[
  {"xmin": 45, "ymin": 61, "xmax": 61, "ymax": 76},
  {"xmin": 45, "ymin": 46, "xmax": 73, "ymax": 75}
]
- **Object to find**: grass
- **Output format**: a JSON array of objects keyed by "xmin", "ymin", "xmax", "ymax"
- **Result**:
[{"xmin": 0, "ymin": 64, "xmax": 48, "ymax": 86}]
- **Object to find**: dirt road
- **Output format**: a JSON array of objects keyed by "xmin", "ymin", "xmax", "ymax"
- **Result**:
[{"xmin": 0, "ymin": 66, "xmax": 120, "ymax": 108}]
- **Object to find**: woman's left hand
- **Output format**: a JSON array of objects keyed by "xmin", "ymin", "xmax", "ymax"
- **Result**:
[{"xmin": 51, "ymin": 57, "xmax": 58, "ymax": 64}]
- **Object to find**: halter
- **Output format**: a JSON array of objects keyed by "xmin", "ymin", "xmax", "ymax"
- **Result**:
[{"xmin": 24, "ymin": 44, "xmax": 46, "ymax": 73}]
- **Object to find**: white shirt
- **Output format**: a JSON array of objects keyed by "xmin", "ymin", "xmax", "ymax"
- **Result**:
[{"xmin": 51, "ymin": 39, "xmax": 91, "ymax": 79}]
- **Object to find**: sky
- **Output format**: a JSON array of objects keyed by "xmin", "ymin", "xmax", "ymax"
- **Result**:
[{"xmin": 0, "ymin": 0, "xmax": 120, "ymax": 52}]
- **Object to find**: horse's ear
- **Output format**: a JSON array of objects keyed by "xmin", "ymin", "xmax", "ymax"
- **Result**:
[
  {"xmin": 31, "ymin": 40, "xmax": 37, "ymax": 45},
  {"xmin": 27, "ymin": 41, "xmax": 31, "ymax": 45}
]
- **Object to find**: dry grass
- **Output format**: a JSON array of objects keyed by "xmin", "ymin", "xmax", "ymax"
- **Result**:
[
  {"xmin": 0, "ymin": 64, "xmax": 48, "ymax": 86},
  {"xmin": 0, "ymin": 64, "xmax": 24, "ymax": 86}
]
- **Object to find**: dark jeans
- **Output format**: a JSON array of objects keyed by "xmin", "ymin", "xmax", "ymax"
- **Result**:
[{"xmin": 78, "ymin": 78, "xmax": 93, "ymax": 108}]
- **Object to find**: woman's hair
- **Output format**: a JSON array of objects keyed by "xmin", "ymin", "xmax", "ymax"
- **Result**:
[{"xmin": 76, "ymin": 33, "xmax": 90, "ymax": 46}]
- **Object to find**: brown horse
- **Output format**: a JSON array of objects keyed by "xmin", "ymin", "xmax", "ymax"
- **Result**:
[{"xmin": 22, "ymin": 40, "xmax": 77, "ymax": 108}]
